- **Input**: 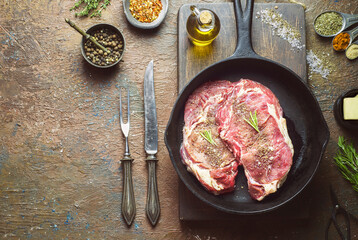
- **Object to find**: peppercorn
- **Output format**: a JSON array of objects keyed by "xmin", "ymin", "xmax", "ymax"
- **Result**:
[{"xmin": 83, "ymin": 28, "xmax": 124, "ymax": 67}]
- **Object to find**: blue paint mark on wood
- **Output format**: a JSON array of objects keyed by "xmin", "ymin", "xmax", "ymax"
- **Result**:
[
  {"xmin": 64, "ymin": 212, "xmax": 74, "ymax": 225},
  {"xmin": 1, "ymin": 31, "xmax": 16, "ymax": 46},
  {"xmin": 52, "ymin": 224, "xmax": 59, "ymax": 232},
  {"xmin": 12, "ymin": 123, "xmax": 20, "ymax": 136},
  {"xmin": 107, "ymin": 114, "xmax": 119, "ymax": 127},
  {"xmin": 134, "ymin": 223, "xmax": 139, "ymax": 231},
  {"xmin": 0, "ymin": 146, "xmax": 9, "ymax": 172},
  {"xmin": 101, "ymin": 155, "xmax": 113, "ymax": 166},
  {"xmin": 133, "ymin": 221, "xmax": 144, "ymax": 235}
]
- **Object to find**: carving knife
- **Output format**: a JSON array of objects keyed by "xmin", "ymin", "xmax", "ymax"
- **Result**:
[{"xmin": 144, "ymin": 60, "xmax": 160, "ymax": 226}]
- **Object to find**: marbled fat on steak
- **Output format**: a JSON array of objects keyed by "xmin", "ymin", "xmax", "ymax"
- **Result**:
[
  {"xmin": 181, "ymin": 80, "xmax": 239, "ymax": 194},
  {"xmin": 216, "ymin": 79, "xmax": 294, "ymax": 201},
  {"xmin": 181, "ymin": 79, "xmax": 294, "ymax": 201}
]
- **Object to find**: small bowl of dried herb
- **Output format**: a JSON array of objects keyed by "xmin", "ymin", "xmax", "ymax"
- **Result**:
[
  {"xmin": 81, "ymin": 24, "xmax": 125, "ymax": 68},
  {"xmin": 313, "ymin": 11, "xmax": 358, "ymax": 37},
  {"xmin": 123, "ymin": 0, "xmax": 168, "ymax": 29}
]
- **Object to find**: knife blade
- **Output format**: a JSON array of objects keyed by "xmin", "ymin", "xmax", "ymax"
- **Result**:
[
  {"xmin": 144, "ymin": 60, "xmax": 158, "ymax": 155},
  {"xmin": 144, "ymin": 60, "xmax": 160, "ymax": 226}
]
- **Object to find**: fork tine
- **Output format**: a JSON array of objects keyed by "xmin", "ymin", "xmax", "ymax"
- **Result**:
[
  {"xmin": 119, "ymin": 87, "xmax": 130, "ymax": 137},
  {"xmin": 127, "ymin": 88, "xmax": 130, "ymax": 129},
  {"xmin": 119, "ymin": 87, "xmax": 123, "ymax": 125}
]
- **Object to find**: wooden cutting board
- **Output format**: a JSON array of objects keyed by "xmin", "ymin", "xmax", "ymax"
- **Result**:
[
  {"xmin": 177, "ymin": 2, "xmax": 308, "ymax": 221},
  {"xmin": 178, "ymin": 2, "xmax": 307, "ymax": 90}
]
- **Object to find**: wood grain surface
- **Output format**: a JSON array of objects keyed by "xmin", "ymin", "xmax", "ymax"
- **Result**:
[
  {"xmin": 0, "ymin": 0, "xmax": 357, "ymax": 239},
  {"xmin": 178, "ymin": 2, "xmax": 307, "ymax": 91}
]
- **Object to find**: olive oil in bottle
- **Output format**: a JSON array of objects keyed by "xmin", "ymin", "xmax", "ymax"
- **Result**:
[{"xmin": 186, "ymin": 5, "xmax": 220, "ymax": 46}]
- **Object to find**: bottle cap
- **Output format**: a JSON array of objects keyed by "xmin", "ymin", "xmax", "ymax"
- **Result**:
[{"xmin": 200, "ymin": 11, "xmax": 212, "ymax": 25}]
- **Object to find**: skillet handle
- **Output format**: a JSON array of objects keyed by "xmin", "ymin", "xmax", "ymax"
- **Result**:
[{"xmin": 232, "ymin": 0, "xmax": 257, "ymax": 58}]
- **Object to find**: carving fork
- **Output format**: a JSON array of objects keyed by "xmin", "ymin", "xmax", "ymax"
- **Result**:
[{"xmin": 119, "ymin": 87, "xmax": 136, "ymax": 226}]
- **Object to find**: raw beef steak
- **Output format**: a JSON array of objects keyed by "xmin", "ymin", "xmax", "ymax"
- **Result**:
[
  {"xmin": 181, "ymin": 80, "xmax": 239, "ymax": 194},
  {"xmin": 216, "ymin": 79, "xmax": 294, "ymax": 201}
]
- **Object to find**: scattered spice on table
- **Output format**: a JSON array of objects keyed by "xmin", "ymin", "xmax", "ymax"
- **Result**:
[
  {"xmin": 346, "ymin": 42, "xmax": 358, "ymax": 60},
  {"xmin": 333, "ymin": 32, "xmax": 351, "ymax": 51},
  {"xmin": 306, "ymin": 50, "xmax": 331, "ymax": 79},
  {"xmin": 314, "ymin": 12, "xmax": 343, "ymax": 36},
  {"xmin": 71, "ymin": 0, "xmax": 111, "ymax": 17},
  {"xmin": 84, "ymin": 28, "xmax": 124, "ymax": 66},
  {"xmin": 129, "ymin": 0, "xmax": 163, "ymax": 23},
  {"xmin": 256, "ymin": 8, "xmax": 304, "ymax": 50}
]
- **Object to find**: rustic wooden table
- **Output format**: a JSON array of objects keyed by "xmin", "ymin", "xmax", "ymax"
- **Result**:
[{"xmin": 0, "ymin": 0, "xmax": 357, "ymax": 239}]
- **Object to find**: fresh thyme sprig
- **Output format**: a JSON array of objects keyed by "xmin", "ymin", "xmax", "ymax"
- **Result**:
[
  {"xmin": 200, "ymin": 130, "xmax": 217, "ymax": 146},
  {"xmin": 71, "ymin": 0, "xmax": 111, "ymax": 17},
  {"xmin": 244, "ymin": 110, "xmax": 260, "ymax": 133},
  {"xmin": 334, "ymin": 136, "xmax": 358, "ymax": 192}
]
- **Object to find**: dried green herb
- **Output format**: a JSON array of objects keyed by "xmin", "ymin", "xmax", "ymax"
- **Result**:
[
  {"xmin": 200, "ymin": 130, "xmax": 217, "ymax": 146},
  {"xmin": 314, "ymin": 12, "xmax": 343, "ymax": 36},
  {"xmin": 244, "ymin": 111, "xmax": 260, "ymax": 133},
  {"xmin": 334, "ymin": 136, "xmax": 358, "ymax": 192},
  {"xmin": 71, "ymin": 0, "xmax": 111, "ymax": 17}
]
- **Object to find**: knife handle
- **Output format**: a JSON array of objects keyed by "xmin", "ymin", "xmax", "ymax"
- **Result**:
[
  {"xmin": 146, "ymin": 154, "xmax": 160, "ymax": 226},
  {"xmin": 121, "ymin": 154, "xmax": 136, "ymax": 226}
]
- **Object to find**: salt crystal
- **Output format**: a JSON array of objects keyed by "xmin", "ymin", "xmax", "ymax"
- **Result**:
[
  {"xmin": 306, "ymin": 50, "xmax": 330, "ymax": 79},
  {"xmin": 256, "ymin": 9, "xmax": 305, "ymax": 51}
]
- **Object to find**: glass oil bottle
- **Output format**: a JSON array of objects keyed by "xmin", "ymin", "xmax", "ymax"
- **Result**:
[{"xmin": 186, "ymin": 5, "xmax": 221, "ymax": 46}]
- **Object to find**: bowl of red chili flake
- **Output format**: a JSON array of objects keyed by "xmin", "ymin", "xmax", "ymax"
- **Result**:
[{"xmin": 123, "ymin": 0, "xmax": 168, "ymax": 29}]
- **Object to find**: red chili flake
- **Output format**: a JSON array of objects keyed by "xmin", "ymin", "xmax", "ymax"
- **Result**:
[{"xmin": 129, "ymin": 0, "xmax": 163, "ymax": 23}]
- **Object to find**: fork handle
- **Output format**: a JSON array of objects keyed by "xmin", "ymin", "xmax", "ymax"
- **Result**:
[
  {"xmin": 146, "ymin": 154, "xmax": 160, "ymax": 226},
  {"xmin": 121, "ymin": 154, "xmax": 136, "ymax": 226}
]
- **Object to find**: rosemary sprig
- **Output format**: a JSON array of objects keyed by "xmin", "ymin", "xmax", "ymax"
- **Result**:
[
  {"xmin": 244, "ymin": 110, "xmax": 260, "ymax": 133},
  {"xmin": 200, "ymin": 130, "xmax": 217, "ymax": 146},
  {"xmin": 334, "ymin": 136, "xmax": 358, "ymax": 192},
  {"xmin": 71, "ymin": 0, "xmax": 111, "ymax": 17}
]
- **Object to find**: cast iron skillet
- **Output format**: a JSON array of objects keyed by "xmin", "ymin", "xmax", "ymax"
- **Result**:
[{"xmin": 165, "ymin": 0, "xmax": 330, "ymax": 214}]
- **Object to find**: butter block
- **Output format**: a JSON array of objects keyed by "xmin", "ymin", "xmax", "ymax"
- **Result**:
[{"xmin": 343, "ymin": 94, "xmax": 358, "ymax": 120}]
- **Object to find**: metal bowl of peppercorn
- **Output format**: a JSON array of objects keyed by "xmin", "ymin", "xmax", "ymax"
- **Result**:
[
  {"xmin": 123, "ymin": 0, "xmax": 168, "ymax": 29},
  {"xmin": 81, "ymin": 23, "xmax": 125, "ymax": 68}
]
